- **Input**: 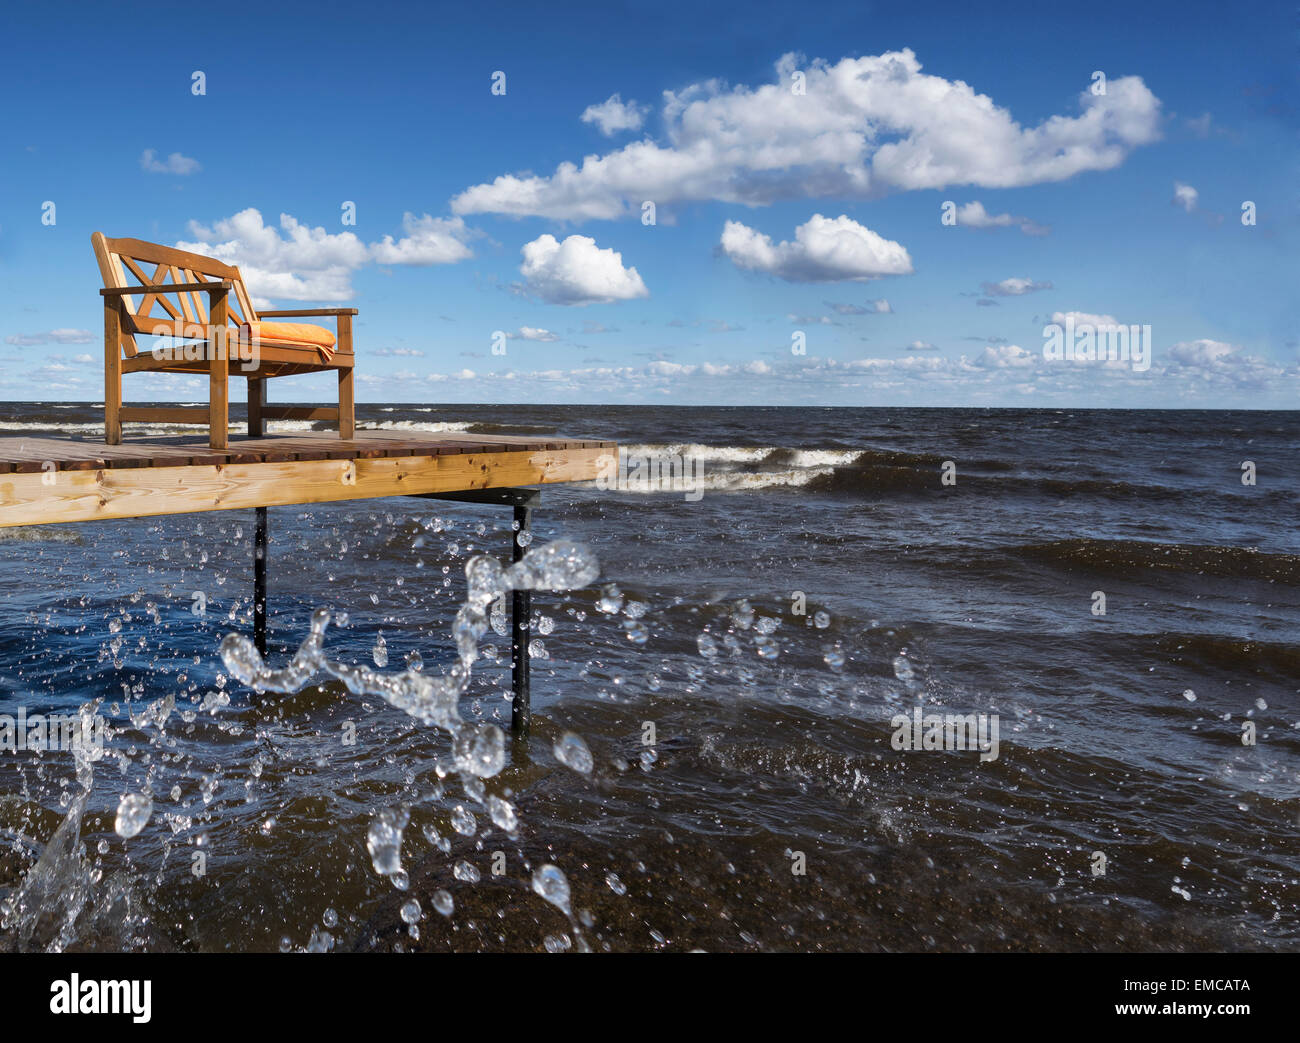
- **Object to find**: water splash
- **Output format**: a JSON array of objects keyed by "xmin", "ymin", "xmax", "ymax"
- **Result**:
[
  {"xmin": 220, "ymin": 540, "xmax": 599, "ymax": 733},
  {"xmin": 0, "ymin": 701, "xmax": 109, "ymax": 951},
  {"xmin": 218, "ymin": 539, "xmax": 602, "ymax": 942}
]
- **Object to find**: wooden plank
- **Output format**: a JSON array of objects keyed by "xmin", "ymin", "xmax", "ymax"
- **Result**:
[
  {"xmin": 119, "ymin": 406, "xmax": 210, "ymax": 423},
  {"xmin": 260, "ymin": 406, "xmax": 340, "ymax": 421},
  {"xmin": 259, "ymin": 308, "xmax": 359, "ymax": 317},
  {"xmin": 0, "ymin": 447, "xmax": 609, "ymax": 527},
  {"xmin": 101, "ymin": 280, "xmax": 233, "ymax": 296}
]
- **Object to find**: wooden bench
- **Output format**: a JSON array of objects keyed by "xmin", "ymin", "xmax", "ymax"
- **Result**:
[{"xmin": 92, "ymin": 231, "xmax": 356, "ymax": 449}]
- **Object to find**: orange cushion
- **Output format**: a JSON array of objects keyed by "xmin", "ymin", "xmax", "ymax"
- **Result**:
[{"xmin": 245, "ymin": 321, "xmax": 337, "ymax": 358}]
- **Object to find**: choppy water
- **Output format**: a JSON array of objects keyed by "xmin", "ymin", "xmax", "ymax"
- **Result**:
[{"xmin": 0, "ymin": 402, "xmax": 1297, "ymax": 952}]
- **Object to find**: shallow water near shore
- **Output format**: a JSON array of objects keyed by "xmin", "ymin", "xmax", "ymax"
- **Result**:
[{"xmin": 0, "ymin": 403, "xmax": 1297, "ymax": 952}]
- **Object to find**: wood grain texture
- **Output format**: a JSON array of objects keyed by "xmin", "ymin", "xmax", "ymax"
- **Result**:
[{"xmin": 0, "ymin": 445, "xmax": 612, "ymax": 527}]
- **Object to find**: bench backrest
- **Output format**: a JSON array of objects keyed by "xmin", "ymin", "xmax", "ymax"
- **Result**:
[{"xmin": 92, "ymin": 232, "xmax": 260, "ymax": 357}]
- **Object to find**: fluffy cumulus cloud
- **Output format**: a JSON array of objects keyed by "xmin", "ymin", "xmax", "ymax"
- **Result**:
[
  {"xmin": 177, "ymin": 208, "xmax": 474, "ymax": 302},
  {"xmin": 581, "ymin": 93, "xmax": 648, "ymax": 136},
  {"xmin": 518, "ymin": 234, "xmax": 649, "ymax": 305},
  {"xmin": 954, "ymin": 200, "xmax": 1049, "ymax": 236},
  {"xmin": 721, "ymin": 214, "xmax": 913, "ymax": 282},
  {"xmin": 370, "ymin": 213, "xmax": 474, "ymax": 265},
  {"xmin": 452, "ymin": 50, "xmax": 1161, "ymax": 221},
  {"xmin": 980, "ymin": 277, "xmax": 1052, "ymax": 297},
  {"xmin": 1164, "ymin": 339, "xmax": 1237, "ymax": 366},
  {"xmin": 140, "ymin": 149, "xmax": 201, "ymax": 175},
  {"xmin": 1173, "ymin": 181, "xmax": 1199, "ymax": 212}
]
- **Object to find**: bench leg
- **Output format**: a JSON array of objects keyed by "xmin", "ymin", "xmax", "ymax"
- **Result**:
[
  {"xmin": 209, "ymin": 292, "xmax": 229, "ymax": 450},
  {"xmin": 337, "ymin": 313, "xmax": 354, "ymax": 439},
  {"xmin": 104, "ymin": 302, "xmax": 122, "ymax": 445},
  {"xmin": 338, "ymin": 368, "xmax": 355, "ymax": 440},
  {"xmin": 247, "ymin": 377, "xmax": 265, "ymax": 438}
]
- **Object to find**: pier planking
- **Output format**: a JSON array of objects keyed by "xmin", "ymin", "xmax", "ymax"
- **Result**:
[{"xmin": 0, "ymin": 430, "xmax": 615, "ymax": 527}]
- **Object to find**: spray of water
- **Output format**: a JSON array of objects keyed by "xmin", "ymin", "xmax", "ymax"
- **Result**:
[{"xmin": 218, "ymin": 539, "xmax": 600, "ymax": 939}]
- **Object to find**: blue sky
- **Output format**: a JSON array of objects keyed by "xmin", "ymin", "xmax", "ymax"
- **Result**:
[{"xmin": 1, "ymin": 0, "xmax": 1295, "ymax": 407}]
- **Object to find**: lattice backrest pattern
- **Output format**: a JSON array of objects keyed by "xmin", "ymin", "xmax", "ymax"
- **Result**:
[{"xmin": 92, "ymin": 233, "xmax": 259, "ymax": 356}]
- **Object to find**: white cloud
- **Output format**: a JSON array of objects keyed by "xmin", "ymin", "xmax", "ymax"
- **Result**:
[
  {"xmin": 518, "ymin": 234, "xmax": 649, "ymax": 305},
  {"xmin": 5, "ymin": 328, "xmax": 94, "ymax": 346},
  {"xmin": 177, "ymin": 208, "xmax": 473, "ymax": 302},
  {"xmin": 1050, "ymin": 310, "xmax": 1122, "ymax": 328},
  {"xmin": 980, "ymin": 277, "xmax": 1052, "ymax": 297},
  {"xmin": 371, "ymin": 347, "xmax": 426, "ymax": 357},
  {"xmin": 954, "ymin": 200, "xmax": 1049, "ymax": 236},
  {"xmin": 453, "ymin": 50, "xmax": 1161, "ymax": 221},
  {"xmin": 973, "ymin": 344, "xmax": 1035, "ymax": 367},
  {"xmin": 581, "ymin": 93, "xmax": 648, "ymax": 136},
  {"xmin": 1164, "ymin": 339, "xmax": 1236, "ymax": 366},
  {"xmin": 721, "ymin": 214, "xmax": 913, "ymax": 282},
  {"xmin": 370, "ymin": 213, "xmax": 474, "ymax": 265},
  {"xmin": 827, "ymin": 298, "xmax": 892, "ymax": 315},
  {"xmin": 510, "ymin": 326, "xmax": 561, "ymax": 342},
  {"xmin": 1173, "ymin": 181, "xmax": 1198, "ymax": 212},
  {"xmin": 906, "ymin": 340, "xmax": 938, "ymax": 350},
  {"xmin": 141, "ymin": 149, "xmax": 201, "ymax": 175}
]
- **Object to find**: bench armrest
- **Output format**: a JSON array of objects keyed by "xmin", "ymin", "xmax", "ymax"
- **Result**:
[
  {"xmin": 101, "ymin": 281, "xmax": 232, "ymax": 296},
  {"xmin": 258, "ymin": 308, "xmax": 359, "ymax": 317}
]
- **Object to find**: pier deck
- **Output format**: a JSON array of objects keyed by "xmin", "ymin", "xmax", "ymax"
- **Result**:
[{"xmin": 0, "ymin": 429, "xmax": 615, "ymax": 528}]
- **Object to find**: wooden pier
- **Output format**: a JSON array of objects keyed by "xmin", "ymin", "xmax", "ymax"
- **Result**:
[
  {"xmin": 0, "ymin": 427, "xmax": 616, "ymax": 735},
  {"xmin": 0, "ymin": 429, "xmax": 613, "ymax": 528}
]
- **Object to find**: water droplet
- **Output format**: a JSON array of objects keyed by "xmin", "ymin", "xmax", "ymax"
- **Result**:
[
  {"xmin": 114, "ymin": 792, "xmax": 153, "ymax": 839},
  {"xmin": 532, "ymin": 864, "xmax": 572, "ymax": 916},
  {"xmin": 596, "ymin": 584, "xmax": 624, "ymax": 614},
  {"xmin": 697, "ymin": 632, "xmax": 719, "ymax": 658},
  {"xmin": 450, "ymin": 804, "xmax": 477, "ymax": 836},
  {"xmin": 605, "ymin": 871, "xmax": 627, "ymax": 896},
  {"xmin": 893, "ymin": 655, "xmax": 915, "ymax": 682},
  {"xmin": 431, "ymin": 889, "xmax": 454, "ymax": 916},
  {"xmin": 1182, "ymin": 689, "xmax": 1197, "ymax": 702},
  {"xmin": 488, "ymin": 794, "xmax": 518, "ymax": 833},
  {"xmin": 553, "ymin": 732, "xmax": 594, "ymax": 774},
  {"xmin": 453, "ymin": 859, "xmax": 480, "ymax": 883},
  {"xmin": 400, "ymin": 900, "xmax": 422, "ymax": 924},
  {"xmin": 367, "ymin": 806, "xmax": 408, "ymax": 877},
  {"xmin": 452, "ymin": 724, "xmax": 505, "ymax": 778},
  {"xmin": 813, "ymin": 610, "xmax": 830, "ymax": 629}
]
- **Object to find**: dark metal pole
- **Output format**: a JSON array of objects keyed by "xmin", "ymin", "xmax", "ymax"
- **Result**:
[
  {"xmin": 510, "ymin": 502, "xmax": 532, "ymax": 736},
  {"xmin": 254, "ymin": 506, "xmax": 268, "ymax": 656}
]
